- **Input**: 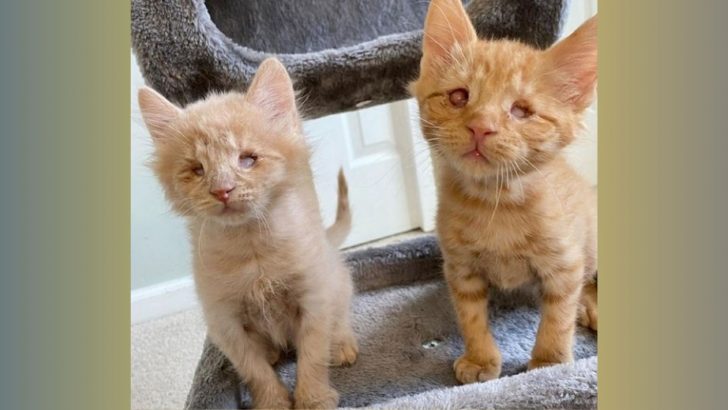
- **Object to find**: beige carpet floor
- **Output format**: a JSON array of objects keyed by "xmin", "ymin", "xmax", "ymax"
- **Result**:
[{"xmin": 131, "ymin": 230, "xmax": 427, "ymax": 409}]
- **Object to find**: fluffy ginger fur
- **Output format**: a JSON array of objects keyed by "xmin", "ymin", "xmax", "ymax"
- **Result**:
[
  {"xmin": 138, "ymin": 58, "xmax": 357, "ymax": 409},
  {"xmin": 410, "ymin": 0, "xmax": 598, "ymax": 384}
]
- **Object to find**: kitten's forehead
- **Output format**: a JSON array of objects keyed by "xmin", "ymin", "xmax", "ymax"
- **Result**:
[
  {"xmin": 174, "ymin": 114, "xmax": 242, "ymax": 153},
  {"xmin": 177, "ymin": 96, "xmax": 268, "ymax": 148},
  {"xmin": 479, "ymin": 42, "xmax": 534, "ymax": 83},
  {"xmin": 185, "ymin": 98, "xmax": 247, "ymax": 130},
  {"xmin": 445, "ymin": 40, "xmax": 537, "ymax": 95},
  {"xmin": 192, "ymin": 130, "xmax": 238, "ymax": 155}
]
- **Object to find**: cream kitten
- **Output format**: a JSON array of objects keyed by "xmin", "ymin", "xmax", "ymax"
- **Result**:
[
  {"xmin": 410, "ymin": 0, "xmax": 597, "ymax": 383},
  {"xmin": 138, "ymin": 58, "xmax": 358, "ymax": 409}
]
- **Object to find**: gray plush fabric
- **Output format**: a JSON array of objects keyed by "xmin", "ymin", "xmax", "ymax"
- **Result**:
[
  {"xmin": 184, "ymin": 236, "xmax": 597, "ymax": 409},
  {"xmin": 131, "ymin": 0, "xmax": 569, "ymax": 118}
]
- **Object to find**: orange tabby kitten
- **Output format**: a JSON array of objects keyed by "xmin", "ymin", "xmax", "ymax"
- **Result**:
[
  {"xmin": 138, "ymin": 58, "xmax": 358, "ymax": 409},
  {"xmin": 410, "ymin": 0, "xmax": 598, "ymax": 384}
]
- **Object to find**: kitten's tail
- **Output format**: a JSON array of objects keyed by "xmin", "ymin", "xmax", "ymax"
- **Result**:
[{"xmin": 326, "ymin": 168, "xmax": 352, "ymax": 248}]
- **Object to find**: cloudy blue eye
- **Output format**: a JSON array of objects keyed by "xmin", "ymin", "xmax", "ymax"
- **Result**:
[
  {"xmin": 239, "ymin": 154, "xmax": 257, "ymax": 169},
  {"xmin": 192, "ymin": 165, "xmax": 204, "ymax": 176},
  {"xmin": 510, "ymin": 102, "xmax": 533, "ymax": 119}
]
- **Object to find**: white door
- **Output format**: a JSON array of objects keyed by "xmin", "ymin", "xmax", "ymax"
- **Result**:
[{"xmin": 304, "ymin": 99, "xmax": 437, "ymax": 248}]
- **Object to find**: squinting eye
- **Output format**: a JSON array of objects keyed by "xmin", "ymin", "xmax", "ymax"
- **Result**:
[
  {"xmin": 510, "ymin": 102, "xmax": 533, "ymax": 119},
  {"xmin": 239, "ymin": 154, "xmax": 257, "ymax": 169},
  {"xmin": 192, "ymin": 165, "xmax": 204, "ymax": 176},
  {"xmin": 448, "ymin": 88, "xmax": 469, "ymax": 108}
]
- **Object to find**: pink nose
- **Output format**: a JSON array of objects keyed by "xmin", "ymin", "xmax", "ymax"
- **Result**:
[
  {"xmin": 468, "ymin": 121, "xmax": 497, "ymax": 143},
  {"xmin": 210, "ymin": 186, "xmax": 235, "ymax": 203}
]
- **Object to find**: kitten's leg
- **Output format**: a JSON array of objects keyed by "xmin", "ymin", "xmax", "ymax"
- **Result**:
[
  {"xmin": 330, "ymin": 309, "xmax": 358, "ymax": 367},
  {"xmin": 577, "ymin": 279, "xmax": 598, "ymax": 331},
  {"xmin": 330, "ymin": 268, "xmax": 358, "ymax": 367},
  {"xmin": 529, "ymin": 258, "xmax": 584, "ymax": 370},
  {"xmin": 206, "ymin": 313, "xmax": 291, "ymax": 409},
  {"xmin": 266, "ymin": 346, "xmax": 282, "ymax": 366},
  {"xmin": 446, "ymin": 262, "xmax": 502, "ymax": 384},
  {"xmin": 293, "ymin": 304, "xmax": 338, "ymax": 409},
  {"xmin": 249, "ymin": 328, "xmax": 283, "ymax": 365}
]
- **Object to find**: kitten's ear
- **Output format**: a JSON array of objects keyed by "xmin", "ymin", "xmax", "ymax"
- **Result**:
[
  {"xmin": 540, "ymin": 15, "xmax": 598, "ymax": 112},
  {"xmin": 138, "ymin": 87, "xmax": 181, "ymax": 140},
  {"xmin": 421, "ymin": 0, "xmax": 477, "ymax": 71},
  {"xmin": 246, "ymin": 58, "xmax": 297, "ymax": 124}
]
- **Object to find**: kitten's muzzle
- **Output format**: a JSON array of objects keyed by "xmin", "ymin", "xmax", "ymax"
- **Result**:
[
  {"xmin": 464, "ymin": 120, "xmax": 497, "ymax": 162},
  {"xmin": 468, "ymin": 119, "xmax": 497, "ymax": 143},
  {"xmin": 210, "ymin": 186, "xmax": 236, "ymax": 203}
]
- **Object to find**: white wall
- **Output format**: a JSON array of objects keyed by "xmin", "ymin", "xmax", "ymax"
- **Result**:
[{"xmin": 131, "ymin": 54, "xmax": 193, "ymax": 289}]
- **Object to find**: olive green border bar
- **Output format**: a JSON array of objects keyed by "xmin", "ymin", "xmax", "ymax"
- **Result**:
[
  {"xmin": 0, "ymin": 1, "xmax": 131, "ymax": 409},
  {"xmin": 600, "ymin": 1, "xmax": 728, "ymax": 409}
]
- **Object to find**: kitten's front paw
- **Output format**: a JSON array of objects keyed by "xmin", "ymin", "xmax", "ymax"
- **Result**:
[
  {"xmin": 331, "ymin": 336, "xmax": 358, "ymax": 367},
  {"xmin": 294, "ymin": 385, "xmax": 339, "ymax": 409},
  {"xmin": 453, "ymin": 355, "xmax": 501, "ymax": 384}
]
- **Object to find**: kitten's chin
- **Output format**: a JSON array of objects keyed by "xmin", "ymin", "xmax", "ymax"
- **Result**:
[
  {"xmin": 448, "ymin": 151, "xmax": 497, "ymax": 178},
  {"xmin": 211, "ymin": 212, "xmax": 254, "ymax": 227},
  {"xmin": 206, "ymin": 203, "xmax": 255, "ymax": 226}
]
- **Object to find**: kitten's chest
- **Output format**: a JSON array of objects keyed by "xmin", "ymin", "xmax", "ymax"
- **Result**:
[
  {"xmin": 242, "ymin": 279, "xmax": 299, "ymax": 322},
  {"xmin": 195, "ymin": 235, "xmax": 300, "ymax": 302},
  {"xmin": 204, "ymin": 248, "xmax": 295, "ymax": 294},
  {"xmin": 200, "ymin": 254, "xmax": 301, "ymax": 345},
  {"xmin": 444, "ymin": 211, "xmax": 540, "ymax": 289},
  {"xmin": 236, "ymin": 278, "xmax": 300, "ymax": 348},
  {"xmin": 439, "ymin": 191, "xmax": 546, "ymax": 289},
  {"xmin": 443, "ymin": 201, "xmax": 535, "ymax": 255}
]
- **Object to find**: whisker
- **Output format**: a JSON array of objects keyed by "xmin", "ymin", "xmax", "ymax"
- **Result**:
[
  {"xmin": 511, "ymin": 161, "xmax": 525, "ymax": 198},
  {"xmin": 486, "ymin": 165, "xmax": 502, "ymax": 230}
]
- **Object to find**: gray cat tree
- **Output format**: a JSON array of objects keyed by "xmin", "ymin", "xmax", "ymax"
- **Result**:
[{"xmin": 132, "ymin": 0, "xmax": 568, "ymax": 118}]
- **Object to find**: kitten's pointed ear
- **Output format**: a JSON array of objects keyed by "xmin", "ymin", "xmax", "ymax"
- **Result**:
[
  {"xmin": 246, "ymin": 58, "xmax": 297, "ymax": 124},
  {"xmin": 138, "ymin": 87, "xmax": 181, "ymax": 140},
  {"xmin": 421, "ymin": 0, "xmax": 477, "ymax": 70},
  {"xmin": 540, "ymin": 15, "xmax": 598, "ymax": 112}
]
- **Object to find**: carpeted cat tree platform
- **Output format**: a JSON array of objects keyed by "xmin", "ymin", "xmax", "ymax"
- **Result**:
[
  {"xmin": 132, "ymin": 0, "xmax": 568, "ymax": 118},
  {"xmin": 184, "ymin": 236, "xmax": 597, "ymax": 409},
  {"xmin": 131, "ymin": 1, "xmax": 596, "ymax": 408}
]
